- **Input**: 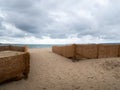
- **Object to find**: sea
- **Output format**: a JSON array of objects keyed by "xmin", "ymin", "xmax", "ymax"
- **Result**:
[
  {"xmin": 0, "ymin": 44, "xmax": 65, "ymax": 48},
  {"xmin": 0, "ymin": 43, "xmax": 120, "ymax": 48}
]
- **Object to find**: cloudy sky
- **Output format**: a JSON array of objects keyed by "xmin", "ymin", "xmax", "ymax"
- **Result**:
[{"xmin": 0, "ymin": 0, "xmax": 120, "ymax": 44}]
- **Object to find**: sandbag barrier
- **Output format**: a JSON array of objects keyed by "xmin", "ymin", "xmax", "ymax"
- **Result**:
[
  {"xmin": 0, "ymin": 45, "xmax": 28, "ymax": 52},
  {"xmin": 0, "ymin": 45, "xmax": 30, "ymax": 84},
  {"xmin": 52, "ymin": 44, "xmax": 120, "ymax": 61}
]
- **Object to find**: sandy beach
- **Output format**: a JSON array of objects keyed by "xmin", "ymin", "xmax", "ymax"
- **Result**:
[{"xmin": 0, "ymin": 48, "xmax": 120, "ymax": 90}]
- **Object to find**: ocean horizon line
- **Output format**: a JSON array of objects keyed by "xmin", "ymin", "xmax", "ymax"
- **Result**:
[
  {"xmin": 0, "ymin": 43, "xmax": 66, "ymax": 48},
  {"xmin": 1, "ymin": 43, "xmax": 120, "ymax": 48}
]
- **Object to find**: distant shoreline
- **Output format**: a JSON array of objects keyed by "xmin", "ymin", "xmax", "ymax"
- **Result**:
[
  {"xmin": 0, "ymin": 44, "xmax": 65, "ymax": 48},
  {"xmin": 1, "ymin": 43, "xmax": 120, "ymax": 48}
]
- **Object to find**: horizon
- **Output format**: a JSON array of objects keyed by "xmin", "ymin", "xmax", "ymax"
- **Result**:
[{"xmin": 0, "ymin": 0, "xmax": 120, "ymax": 44}]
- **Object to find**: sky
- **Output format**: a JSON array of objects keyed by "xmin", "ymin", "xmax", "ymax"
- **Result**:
[{"xmin": 0, "ymin": 0, "xmax": 120, "ymax": 44}]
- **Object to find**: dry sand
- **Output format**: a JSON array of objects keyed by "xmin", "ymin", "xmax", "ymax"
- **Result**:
[
  {"xmin": 0, "ymin": 51, "xmax": 24, "ymax": 58},
  {"xmin": 0, "ymin": 48, "xmax": 120, "ymax": 90}
]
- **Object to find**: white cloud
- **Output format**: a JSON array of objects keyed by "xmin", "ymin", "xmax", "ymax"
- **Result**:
[
  {"xmin": 0, "ymin": 0, "xmax": 120, "ymax": 44},
  {"xmin": 0, "ymin": 35, "xmax": 108, "ymax": 44}
]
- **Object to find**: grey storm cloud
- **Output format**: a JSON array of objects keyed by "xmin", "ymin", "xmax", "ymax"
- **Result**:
[{"xmin": 0, "ymin": 0, "xmax": 120, "ymax": 42}]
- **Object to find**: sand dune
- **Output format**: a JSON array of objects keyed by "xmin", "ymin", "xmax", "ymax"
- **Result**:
[{"xmin": 0, "ymin": 48, "xmax": 120, "ymax": 90}]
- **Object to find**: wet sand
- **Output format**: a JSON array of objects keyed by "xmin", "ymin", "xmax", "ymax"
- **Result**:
[{"xmin": 0, "ymin": 48, "xmax": 120, "ymax": 90}]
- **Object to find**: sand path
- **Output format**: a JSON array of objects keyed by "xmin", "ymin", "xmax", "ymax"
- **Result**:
[{"xmin": 0, "ymin": 48, "xmax": 120, "ymax": 90}]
